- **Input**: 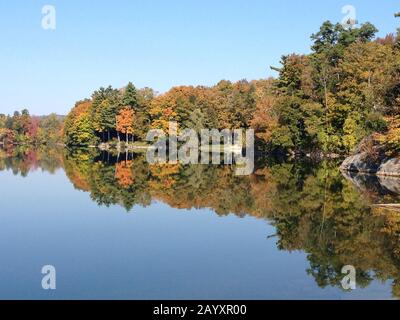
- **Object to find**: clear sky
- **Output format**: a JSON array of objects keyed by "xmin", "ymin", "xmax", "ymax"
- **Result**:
[{"xmin": 0, "ymin": 0, "xmax": 399, "ymax": 115}]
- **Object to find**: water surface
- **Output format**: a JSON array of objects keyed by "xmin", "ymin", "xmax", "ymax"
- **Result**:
[{"xmin": 0, "ymin": 147, "xmax": 399, "ymax": 299}]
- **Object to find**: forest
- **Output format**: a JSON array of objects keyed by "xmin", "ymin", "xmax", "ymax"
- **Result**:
[
  {"xmin": 2, "ymin": 17, "xmax": 399, "ymax": 157},
  {"xmin": 0, "ymin": 110, "xmax": 64, "ymax": 147},
  {"xmin": 59, "ymin": 17, "xmax": 400, "ymax": 156}
]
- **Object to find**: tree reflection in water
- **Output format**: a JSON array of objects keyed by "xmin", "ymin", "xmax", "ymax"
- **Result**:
[{"xmin": 1, "ymin": 146, "xmax": 400, "ymax": 298}]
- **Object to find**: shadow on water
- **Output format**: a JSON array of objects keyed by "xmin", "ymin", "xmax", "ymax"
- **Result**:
[{"xmin": 1, "ymin": 146, "xmax": 400, "ymax": 298}]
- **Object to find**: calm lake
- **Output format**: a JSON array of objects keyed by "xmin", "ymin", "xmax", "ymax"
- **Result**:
[{"xmin": 0, "ymin": 147, "xmax": 399, "ymax": 299}]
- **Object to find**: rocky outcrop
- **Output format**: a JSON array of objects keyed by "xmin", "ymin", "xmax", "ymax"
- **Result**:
[{"xmin": 340, "ymin": 152, "xmax": 400, "ymax": 177}]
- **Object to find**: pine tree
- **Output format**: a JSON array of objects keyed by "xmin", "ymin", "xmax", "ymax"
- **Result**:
[{"xmin": 122, "ymin": 82, "xmax": 139, "ymax": 108}]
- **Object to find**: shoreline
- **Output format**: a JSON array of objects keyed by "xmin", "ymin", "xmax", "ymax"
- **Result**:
[{"xmin": 340, "ymin": 153, "xmax": 400, "ymax": 178}]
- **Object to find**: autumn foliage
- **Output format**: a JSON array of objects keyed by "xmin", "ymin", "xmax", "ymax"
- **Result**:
[
  {"xmin": 116, "ymin": 107, "xmax": 135, "ymax": 143},
  {"xmin": 0, "ymin": 110, "xmax": 63, "ymax": 147},
  {"xmin": 115, "ymin": 160, "xmax": 134, "ymax": 188},
  {"xmin": 60, "ymin": 18, "xmax": 400, "ymax": 157}
]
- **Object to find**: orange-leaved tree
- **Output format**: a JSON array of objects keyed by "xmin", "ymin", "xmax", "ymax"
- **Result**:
[{"xmin": 116, "ymin": 107, "xmax": 135, "ymax": 143}]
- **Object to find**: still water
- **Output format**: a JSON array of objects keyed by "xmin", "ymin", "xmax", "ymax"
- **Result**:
[{"xmin": 0, "ymin": 147, "xmax": 399, "ymax": 299}]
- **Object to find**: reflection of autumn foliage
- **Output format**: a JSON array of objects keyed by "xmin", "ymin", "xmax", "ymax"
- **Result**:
[
  {"xmin": 115, "ymin": 161, "xmax": 134, "ymax": 188},
  {"xmin": 261, "ymin": 163, "xmax": 400, "ymax": 297},
  {"xmin": 4, "ymin": 148, "xmax": 400, "ymax": 298},
  {"xmin": 249, "ymin": 167, "xmax": 276, "ymax": 218},
  {"xmin": 374, "ymin": 208, "xmax": 400, "ymax": 260},
  {"xmin": 149, "ymin": 163, "xmax": 180, "ymax": 189},
  {"xmin": 62, "ymin": 150, "xmax": 96, "ymax": 191},
  {"xmin": 150, "ymin": 163, "xmax": 181, "ymax": 177},
  {"xmin": 0, "ymin": 146, "xmax": 64, "ymax": 176}
]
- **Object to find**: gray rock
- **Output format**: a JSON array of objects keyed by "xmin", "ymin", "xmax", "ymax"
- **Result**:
[
  {"xmin": 340, "ymin": 152, "xmax": 380, "ymax": 174},
  {"xmin": 341, "ymin": 153, "xmax": 400, "ymax": 177}
]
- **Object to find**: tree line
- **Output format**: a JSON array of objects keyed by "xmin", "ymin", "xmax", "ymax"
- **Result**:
[
  {"xmin": 263, "ymin": 19, "xmax": 400, "ymax": 155},
  {"xmin": 0, "ymin": 15, "xmax": 391, "ymax": 156},
  {"xmin": 0, "ymin": 110, "xmax": 64, "ymax": 147},
  {"xmin": 63, "ymin": 17, "xmax": 400, "ymax": 156},
  {"xmin": 63, "ymin": 80, "xmax": 259, "ymax": 148}
]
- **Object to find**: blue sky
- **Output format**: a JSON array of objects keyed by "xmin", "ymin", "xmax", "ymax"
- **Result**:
[{"xmin": 0, "ymin": 0, "xmax": 399, "ymax": 115}]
